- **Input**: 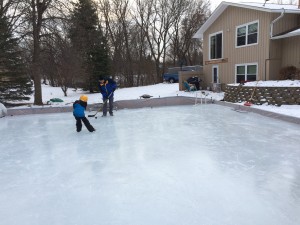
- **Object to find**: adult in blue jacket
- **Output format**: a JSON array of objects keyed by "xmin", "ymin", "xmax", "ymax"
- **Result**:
[
  {"xmin": 98, "ymin": 76, "xmax": 117, "ymax": 116},
  {"xmin": 73, "ymin": 95, "xmax": 95, "ymax": 132}
]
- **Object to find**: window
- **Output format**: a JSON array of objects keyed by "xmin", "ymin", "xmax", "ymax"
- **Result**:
[
  {"xmin": 210, "ymin": 32, "xmax": 222, "ymax": 59},
  {"xmin": 236, "ymin": 21, "xmax": 258, "ymax": 47},
  {"xmin": 236, "ymin": 64, "xmax": 257, "ymax": 83}
]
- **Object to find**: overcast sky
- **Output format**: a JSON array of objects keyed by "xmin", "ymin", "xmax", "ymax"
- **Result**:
[{"xmin": 210, "ymin": 0, "xmax": 298, "ymax": 11}]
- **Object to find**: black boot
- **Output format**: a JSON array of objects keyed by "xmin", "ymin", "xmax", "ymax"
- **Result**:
[
  {"xmin": 82, "ymin": 117, "xmax": 95, "ymax": 132},
  {"xmin": 76, "ymin": 118, "xmax": 82, "ymax": 132}
]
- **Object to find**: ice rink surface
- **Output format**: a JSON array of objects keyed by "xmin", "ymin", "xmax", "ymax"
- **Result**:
[{"xmin": 1, "ymin": 104, "xmax": 300, "ymax": 225}]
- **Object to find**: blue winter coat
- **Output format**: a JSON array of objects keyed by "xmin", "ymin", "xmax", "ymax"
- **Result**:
[
  {"xmin": 73, "ymin": 100, "xmax": 87, "ymax": 118},
  {"xmin": 98, "ymin": 79, "xmax": 117, "ymax": 98}
]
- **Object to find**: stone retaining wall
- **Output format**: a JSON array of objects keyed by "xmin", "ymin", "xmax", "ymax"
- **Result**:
[{"xmin": 224, "ymin": 85, "xmax": 300, "ymax": 106}]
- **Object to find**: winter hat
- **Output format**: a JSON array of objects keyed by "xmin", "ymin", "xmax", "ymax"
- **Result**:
[
  {"xmin": 99, "ymin": 76, "xmax": 105, "ymax": 81},
  {"xmin": 80, "ymin": 95, "xmax": 88, "ymax": 102}
]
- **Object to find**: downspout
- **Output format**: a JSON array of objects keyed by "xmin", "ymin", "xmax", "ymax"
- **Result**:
[
  {"xmin": 270, "ymin": 8, "xmax": 285, "ymax": 38},
  {"xmin": 265, "ymin": 59, "xmax": 269, "ymax": 81}
]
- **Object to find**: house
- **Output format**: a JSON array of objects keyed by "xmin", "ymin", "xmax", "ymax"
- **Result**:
[{"xmin": 193, "ymin": 1, "xmax": 300, "ymax": 90}]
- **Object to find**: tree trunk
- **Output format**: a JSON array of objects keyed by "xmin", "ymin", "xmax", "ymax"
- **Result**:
[
  {"xmin": 33, "ymin": 64, "xmax": 43, "ymax": 105},
  {"xmin": 32, "ymin": 0, "xmax": 43, "ymax": 105},
  {"xmin": 31, "ymin": 0, "xmax": 52, "ymax": 105}
]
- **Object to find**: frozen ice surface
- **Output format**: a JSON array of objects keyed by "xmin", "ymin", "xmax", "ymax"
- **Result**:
[{"xmin": 1, "ymin": 104, "xmax": 300, "ymax": 225}]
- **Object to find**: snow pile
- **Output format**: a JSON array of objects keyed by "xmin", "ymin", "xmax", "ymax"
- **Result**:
[
  {"xmin": 229, "ymin": 80, "xmax": 300, "ymax": 87},
  {"xmin": 0, "ymin": 103, "xmax": 7, "ymax": 118}
]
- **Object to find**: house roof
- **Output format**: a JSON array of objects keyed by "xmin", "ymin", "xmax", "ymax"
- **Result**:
[{"xmin": 193, "ymin": 1, "xmax": 300, "ymax": 39}]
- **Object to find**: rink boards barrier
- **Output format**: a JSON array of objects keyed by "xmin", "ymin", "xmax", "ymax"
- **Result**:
[
  {"xmin": 6, "ymin": 97, "xmax": 198, "ymax": 116},
  {"xmin": 6, "ymin": 96, "xmax": 300, "ymax": 125}
]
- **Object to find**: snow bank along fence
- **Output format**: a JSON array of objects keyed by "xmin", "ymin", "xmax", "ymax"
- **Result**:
[
  {"xmin": 224, "ymin": 85, "xmax": 300, "ymax": 106},
  {"xmin": 217, "ymin": 101, "xmax": 300, "ymax": 125}
]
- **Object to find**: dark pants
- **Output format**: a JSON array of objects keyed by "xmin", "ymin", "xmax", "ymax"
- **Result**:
[
  {"xmin": 103, "ymin": 95, "xmax": 114, "ymax": 116},
  {"xmin": 75, "ymin": 117, "xmax": 95, "ymax": 132}
]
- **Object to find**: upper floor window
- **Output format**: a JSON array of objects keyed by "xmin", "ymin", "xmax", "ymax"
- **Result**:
[
  {"xmin": 236, "ymin": 21, "xmax": 258, "ymax": 47},
  {"xmin": 236, "ymin": 64, "xmax": 257, "ymax": 83},
  {"xmin": 209, "ymin": 32, "xmax": 222, "ymax": 59}
]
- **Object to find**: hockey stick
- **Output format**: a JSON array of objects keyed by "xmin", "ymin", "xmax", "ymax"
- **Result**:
[
  {"xmin": 249, "ymin": 80, "xmax": 259, "ymax": 102},
  {"xmin": 88, "ymin": 92, "xmax": 113, "ymax": 117},
  {"xmin": 244, "ymin": 80, "xmax": 259, "ymax": 106}
]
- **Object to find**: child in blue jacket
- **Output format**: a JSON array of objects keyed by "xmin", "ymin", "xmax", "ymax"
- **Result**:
[
  {"xmin": 73, "ymin": 95, "xmax": 95, "ymax": 132},
  {"xmin": 98, "ymin": 76, "xmax": 117, "ymax": 116}
]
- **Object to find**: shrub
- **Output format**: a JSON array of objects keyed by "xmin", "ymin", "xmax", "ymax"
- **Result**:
[{"xmin": 279, "ymin": 66, "xmax": 300, "ymax": 80}]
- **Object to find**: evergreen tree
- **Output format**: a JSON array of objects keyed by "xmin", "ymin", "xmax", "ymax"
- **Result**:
[
  {"xmin": 0, "ymin": 16, "xmax": 32, "ymax": 103},
  {"xmin": 69, "ymin": 0, "xmax": 110, "ymax": 92}
]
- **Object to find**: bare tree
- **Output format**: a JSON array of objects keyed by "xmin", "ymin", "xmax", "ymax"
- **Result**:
[
  {"xmin": 27, "ymin": 0, "xmax": 52, "ymax": 105},
  {"xmin": 134, "ymin": 0, "xmax": 191, "ymax": 82},
  {"xmin": 98, "ymin": 0, "xmax": 210, "ymax": 86},
  {"xmin": 0, "ymin": 0, "xmax": 12, "ymax": 16},
  {"xmin": 56, "ymin": 39, "xmax": 83, "ymax": 96},
  {"xmin": 0, "ymin": 0, "xmax": 24, "ymax": 30},
  {"xmin": 41, "ymin": 32, "xmax": 83, "ymax": 96},
  {"xmin": 169, "ymin": 0, "xmax": 210, "ymax": 66},
  {"xmin": 97, "ymin": 0, "xmax": 135, "ymax": 87},
  {"xmin": 129, "ymin": 23, "xmax": 155, "ymax": 86},
  {"xmin": 11, "ymin": 0, "xmax": 71, "ymax": 105}
]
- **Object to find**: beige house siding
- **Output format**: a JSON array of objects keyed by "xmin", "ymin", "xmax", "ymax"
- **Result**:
[
  {"xmin": 282, "ymin": 36, "xmax": 300, "ymax": 67},
  {"xmin": 268, "ymin": 39, "xmax": 283, "ymax": 80},
  {"xmin": 271, "ymin": 13, "xmax": 299, "ymax": 36},
  {"xmin": 268, "ymin": 37, "xmax": 300, "ymax": 80},
  {"xmin": 203, "ymin": 7, "xmax": 273, "ymax": 85},
  {"xmin": 269, "ymin": 13, "xmax": 300, "ymax": 79},
  {"xmin": 202, "ymin": 6, "xmax": 300, "ymax": 85}
]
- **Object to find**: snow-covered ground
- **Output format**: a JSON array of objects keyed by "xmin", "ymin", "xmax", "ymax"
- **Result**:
[
  {"xmin": 230, "ymin": 80, "xmax": 300, "ymax": 87},
  {"xmin": 7, "ymin": 80, "xmax": 300, "ymax": 119},
  {"xmin": 20, "ymin": 83, "xmax": 224, "ymax": 104}
]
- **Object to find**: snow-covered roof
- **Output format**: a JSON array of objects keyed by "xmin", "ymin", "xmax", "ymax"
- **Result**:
[
  {"xmin": 193, "ymin": 1, "xmax": 300, "ymax": 39},
  {"xmin": 271, "ymin": 28, "xmax": 300, "ymax": 39}
]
